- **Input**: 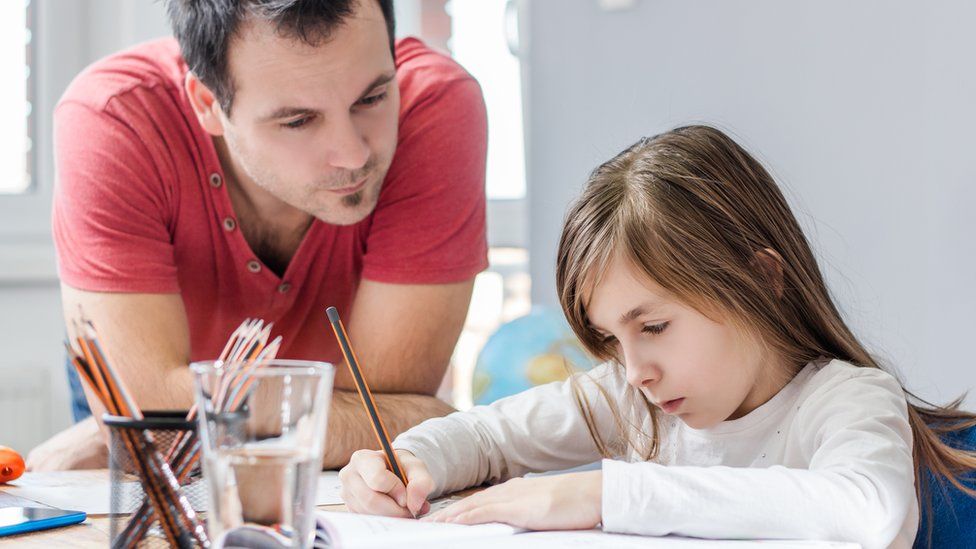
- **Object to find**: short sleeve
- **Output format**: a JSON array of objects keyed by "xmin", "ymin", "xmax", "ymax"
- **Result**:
[
  {"xmin": 52, "ymin": 99, "xmax": 180, "ymax": 293},
  {"xmin": 361, "ymin": 75, "xmax": 489, "ymax": 284}
]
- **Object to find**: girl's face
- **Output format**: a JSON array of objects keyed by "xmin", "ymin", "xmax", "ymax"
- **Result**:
[{"xmin": 586, "ymin": 255, "xmax": 787, "ymax": 429}]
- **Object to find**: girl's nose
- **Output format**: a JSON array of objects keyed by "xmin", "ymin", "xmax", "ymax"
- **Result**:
[{"xmin": 622, "ymin": 346, "xmax": 661, "ymax": 389}]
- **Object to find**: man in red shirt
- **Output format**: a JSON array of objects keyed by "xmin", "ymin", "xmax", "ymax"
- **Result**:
[{"xmin": 29, "ymin": 0, "xmax": 487, "ymax": 470}]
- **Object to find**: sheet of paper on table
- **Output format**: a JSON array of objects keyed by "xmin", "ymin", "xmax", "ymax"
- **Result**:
[
  {"xmin": 311, "ymin": 511, "xmax": 860, "ymax": 549},
  {"xmin": 4, "ymin": 470, "xmax": 344, "ymax": 514}
]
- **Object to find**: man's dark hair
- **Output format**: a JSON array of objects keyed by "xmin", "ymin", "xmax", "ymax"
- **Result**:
[{"xmin": 166, "ymin": 0, "xmax": 396, "ymax": 115}]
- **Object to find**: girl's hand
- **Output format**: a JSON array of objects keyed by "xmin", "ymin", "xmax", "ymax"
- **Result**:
[
  {"xmin": 339, "ymin": 449, "xmax": 434, "ymax": 518},
  {"xmin": 423, "ymin": 471, "xmax": 602, "ymax": 530}
]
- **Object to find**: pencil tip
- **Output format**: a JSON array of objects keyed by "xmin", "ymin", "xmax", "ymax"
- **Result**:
[{"xmin": 325, "ymin": 307, "xmax": 339, "ymax": 323}]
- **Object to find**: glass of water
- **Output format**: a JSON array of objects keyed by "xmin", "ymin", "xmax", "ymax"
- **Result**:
[{"xmin": 191, "ymin": 359, "xmax": 334, "ymax": 549}]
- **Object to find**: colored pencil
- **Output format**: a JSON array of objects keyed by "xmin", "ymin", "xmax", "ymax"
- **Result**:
[{"xmin": 325, "ymin": 306, "xmax": 408, "ymax": 486}]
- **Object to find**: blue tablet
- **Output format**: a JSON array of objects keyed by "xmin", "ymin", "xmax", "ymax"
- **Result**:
[{"xmin": 0, "ymin": 507, "xmax": 87, "ymax": 537}]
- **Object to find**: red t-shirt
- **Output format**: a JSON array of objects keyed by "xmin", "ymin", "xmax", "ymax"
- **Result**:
[{"xmin": 52, "ymin": 37, "xmax": 488, "ymax": 364}]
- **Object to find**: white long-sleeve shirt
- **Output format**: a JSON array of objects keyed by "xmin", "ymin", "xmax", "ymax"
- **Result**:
[{"xmin": 393, "ymin": 359, "xmax": 918, "ymax": 549}]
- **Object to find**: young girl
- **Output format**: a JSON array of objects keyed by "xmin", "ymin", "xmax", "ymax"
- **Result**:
[{"xmin": 338, "ymin": 125, "xmax": 976, "ymax": 548}]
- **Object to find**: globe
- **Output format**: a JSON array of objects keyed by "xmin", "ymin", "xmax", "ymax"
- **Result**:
[{"xmin": 472, "ymin": 306, "xmax": 601, "ymax": 405}]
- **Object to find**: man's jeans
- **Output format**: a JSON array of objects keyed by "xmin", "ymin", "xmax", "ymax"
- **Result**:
[{"xmin": 66, "ymin": 356, "xmax": 93, "ymax": 422}]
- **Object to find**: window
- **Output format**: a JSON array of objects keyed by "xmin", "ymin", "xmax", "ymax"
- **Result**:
[
  {"xmin": 0, "ymin": 0, "xmax": 33, "ymax": 195},
  {"xmin": 450, "ymin": 0, "xmax": 525, "ymax": 201},
  {"xmin": 399, "ymin": 0, "xmax": 531, "ymax": 409},
  {"xmin": 446, "ymin": 0, "xmax": 529, "ymax": 409}
]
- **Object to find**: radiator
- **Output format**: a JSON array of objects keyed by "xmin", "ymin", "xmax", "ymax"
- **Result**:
[{"xmin": 0, "ymin": 366, "xmax": 51, "ymax": 455}]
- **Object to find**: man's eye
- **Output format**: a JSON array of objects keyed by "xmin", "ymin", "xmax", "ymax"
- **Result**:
[
  {"xmin": 641, "ymin": 322, "xmax": 669, "ymax": 335},
  {"xmin": 282, "ymin": 116, "xmax": 312, "ymax": 129},
  {"xmin": 358, "ymin": 91, "xmax": 388, "ymax": 107}
]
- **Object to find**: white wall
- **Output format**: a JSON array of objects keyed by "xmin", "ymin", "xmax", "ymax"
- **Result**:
[{"xmin": 522, "ymin": 0, "xmax": 976, "ymax": 408}]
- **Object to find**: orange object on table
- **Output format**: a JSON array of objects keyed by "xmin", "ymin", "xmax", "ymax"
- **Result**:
[{"xmin": 0, "ymin": 445, "xmax": 25, "ymax": 483}]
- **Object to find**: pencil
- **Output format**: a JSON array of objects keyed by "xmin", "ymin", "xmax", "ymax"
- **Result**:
[{"xmin": 325, "ymin": 307, "xmax": 408, "ymax": 487}]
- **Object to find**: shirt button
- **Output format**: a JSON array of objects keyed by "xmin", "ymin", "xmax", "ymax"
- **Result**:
[
  {"xmin": 278, "ymin": 282, "xmax": 291, "ymax": 293},
  {"xmin": 209, "ymin": 173, "xmax": 223, "ymax": 188},
  {"xmin": 222, "ymin": 217, "xmax": 236, "ymax": 231},
  {"xmin": 246, "ymin": 260, "xmax": 261, "ymax": 273}
]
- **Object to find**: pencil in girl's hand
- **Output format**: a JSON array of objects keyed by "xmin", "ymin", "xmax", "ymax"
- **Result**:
[{"xmin": 325, "ymin": 306, "xmax": 409, "ymax": 487}]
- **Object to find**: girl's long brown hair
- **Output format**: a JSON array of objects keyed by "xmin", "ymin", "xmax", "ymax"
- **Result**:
[{"xmin": 555, "ymin": 125, "xmax": 976, "ymax": 537}]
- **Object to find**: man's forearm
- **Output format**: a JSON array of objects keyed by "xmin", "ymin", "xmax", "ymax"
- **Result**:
[{"xmin": 321, "ymin": 390, "xmax": 455, "ymax": 469}]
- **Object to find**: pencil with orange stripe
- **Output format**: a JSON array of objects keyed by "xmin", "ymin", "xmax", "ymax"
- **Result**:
[{"xmin": 325, "ymin": 306, "xmax": 408, "ymax": 487}]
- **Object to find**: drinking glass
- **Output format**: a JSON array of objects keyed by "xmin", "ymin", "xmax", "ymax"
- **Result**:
[{"xmin": 191, "ymin": 359, "xmax": 334, "ymax": 549}]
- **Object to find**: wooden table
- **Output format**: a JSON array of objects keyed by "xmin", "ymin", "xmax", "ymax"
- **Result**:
[{"xmin": 0, "ymin": 470, "xmax": 348, "ymax": 547}]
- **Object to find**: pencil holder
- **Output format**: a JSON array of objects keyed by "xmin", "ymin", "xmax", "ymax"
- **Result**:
[{"xmin": 104, "ymin": 411, "xmax": 208, "ymax": 548}]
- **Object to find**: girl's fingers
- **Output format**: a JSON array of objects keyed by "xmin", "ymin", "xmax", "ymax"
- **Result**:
[
  {"xmin": 423, "ymin": 491, "xmax": 486, "ymax": 523},
  {"xmin": 353, "ymin": 451, "xmax": 399, "ymax": 489},
  {"xmin": 452, "ymin": 502, "xmax": 513, "ymax": 526},
  {"xmin": 349, "ymin": 450, "xmax": 408, "ymax": 506},
  {"xmin": 340, "ymin": 464, "xmax": 411, "ymax": 518},
  {"xmin": 405, "ymin": 476, "xmax": 434, "ymax": 515},
  {"xmin": 387, "ymin": 482, "xmax": 407, "ymax": 509},
  {"xmin": 399, "ymin": 452, "xmax": 435, "ymax": 515},
  {"xmin": 343, "ymin": 449, "xmax": 438, "ymax": 518}
]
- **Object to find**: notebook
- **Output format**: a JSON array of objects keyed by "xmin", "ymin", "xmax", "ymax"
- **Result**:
[
  {"xmin": 309, "ymin": 512, "xmax": 862, "ymax": 549},
  {"xmin": 312, "ymin": 511, "xmax": 521, "ymax": 548}
]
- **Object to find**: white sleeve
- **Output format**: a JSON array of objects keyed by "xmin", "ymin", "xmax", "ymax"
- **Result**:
[
  {"xmin": 393, "ymin": 363, "xmax": 633, "ymax": 497},
  {"xmin": 601, "ymin": 370, "xmax": 916, "ymax": 549}
]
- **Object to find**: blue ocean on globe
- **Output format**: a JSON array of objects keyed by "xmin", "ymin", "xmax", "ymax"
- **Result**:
[{"xmin": 472, "ymin": 306, "xmax": 601, "ymax": 405}]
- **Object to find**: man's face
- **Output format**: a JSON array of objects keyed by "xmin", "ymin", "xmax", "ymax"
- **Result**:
[{"xmin": 217, "ymin": 1, "xmax": 399, "ymax": 225}]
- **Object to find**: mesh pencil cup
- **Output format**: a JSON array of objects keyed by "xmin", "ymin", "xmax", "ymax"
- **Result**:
[{"xmin": 104, "ymin": 411, "xmax": 209, "ymax": 548}]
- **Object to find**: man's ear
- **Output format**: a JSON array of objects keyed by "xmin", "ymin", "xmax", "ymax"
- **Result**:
[
  {"xmin": 753, "ymin": 247, "xmax": 785, "ymax": 298},
  {"xmin": 185, "ymin": 72, "xmax": 226, "ymax": 136}
]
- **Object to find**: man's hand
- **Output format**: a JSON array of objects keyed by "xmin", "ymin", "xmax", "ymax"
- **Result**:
[{"xmin": 26, "ymin": 417, "xmax": 108, "ymax": 471}]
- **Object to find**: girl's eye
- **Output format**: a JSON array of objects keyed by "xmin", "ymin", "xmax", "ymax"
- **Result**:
[
  {"xmin": 600, "ymin": 334, "xmax": 618, "ymax": 345},
  {"xmin": 358, "ymin": 91, "xmax": 388, "ymax": 107},
  {"xmin": 282, "ymin": 116, "xmax": 312, "ymax": 129},
  {"xmin": 642, "ymin": 322, "xmax": 669, "ymax": 335}
]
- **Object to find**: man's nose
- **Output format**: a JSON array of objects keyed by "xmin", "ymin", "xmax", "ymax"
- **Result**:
[{"xmin": 324, "ymin": 116, "xmax": 370, "ymax": 171}]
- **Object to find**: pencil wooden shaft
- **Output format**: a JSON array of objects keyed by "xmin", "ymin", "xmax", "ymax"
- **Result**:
[
  {"xmin": 70, "ymin": 336, "xmax": 207, "ymax": 548},
  {"xmin": 326, "ymin": 307, "xmax": 408, "ymax": 485},
  {"xmin": 76, "ymin": 337, "xmax": 121, "ymax": 414},
  {"xmin": 91, "ymin": 337, "xmax": 142, "ymax": 419},
  {"xmin": 70, "ymin": 356, "xmax": 187, "ymax": 546},
  {"xmin": 118, "ymin": 430, "xmax": 202, "ymax": 547}
]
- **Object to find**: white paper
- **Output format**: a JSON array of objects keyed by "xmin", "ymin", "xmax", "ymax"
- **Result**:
[
  {"xmin": 315, "ymin": 510, "xmax": 519, "ymax": 548},
  {"xmin": 315, "ymin": 470, "xmax": 343, "ymax": 505},
  {"xmin": 6, "ymin": 471, "xmax": 343, "ymax": 515},
  {"xmin": 423, "ymin": 531, "xmax": 861, "ymax": 549},
  {"xmin": 5, "ymin": 483, "xmax": 116, "ymax": 514},
  {"xmin": 311, "ymin": 513, "xmax": 857, "ymax": 549}
]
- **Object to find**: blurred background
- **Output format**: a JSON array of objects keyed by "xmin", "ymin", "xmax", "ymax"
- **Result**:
[{"xmin": 2, "ymin": 0, "xmax": 975, "ymax": 454}]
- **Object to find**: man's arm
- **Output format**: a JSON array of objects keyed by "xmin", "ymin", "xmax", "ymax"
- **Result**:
[
  {"xmin": 30, "ymin": 277, "xmax": 473, "ymax": 470},
  {"xmin": 27, "ymin": 285, "xmax": 193, "ymax": 471},
  {"xmin": 320, "ymin": 277, "xmax": 474, "ymax": 468}
]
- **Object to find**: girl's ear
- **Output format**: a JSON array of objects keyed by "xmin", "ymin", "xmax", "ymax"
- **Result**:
[{"xmin": 752, "ymin": 248, "xmax": 785, "ymax": 298}]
